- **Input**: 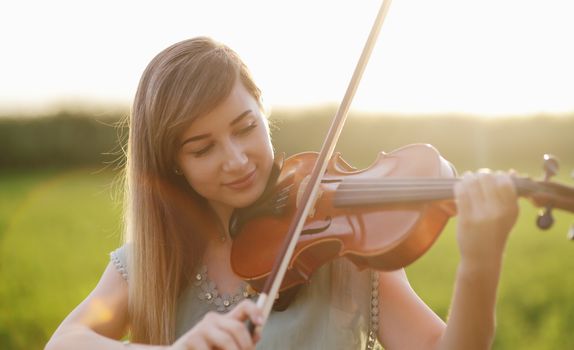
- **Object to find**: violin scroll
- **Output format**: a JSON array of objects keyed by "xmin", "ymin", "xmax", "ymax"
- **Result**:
[
  {"xmin": 536, "ymin": 154, "xmax": 559, "ymax": 229},
  {"xmin": 531, "ymin": 154, "xmax": 574, "ymax": 231},
  {"xmin": 531, "ymin": 154, "xmax": 574, "ymax": 239}
]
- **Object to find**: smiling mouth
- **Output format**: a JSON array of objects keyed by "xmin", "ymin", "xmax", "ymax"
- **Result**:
[{"xmin": 224, "ymin": 169, "xmax": 257, "ymax": 190}]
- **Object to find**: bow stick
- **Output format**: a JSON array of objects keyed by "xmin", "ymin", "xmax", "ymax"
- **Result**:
[{"xmin": 251, "ymin": 0, "xmax": 394, "ymax": 332}]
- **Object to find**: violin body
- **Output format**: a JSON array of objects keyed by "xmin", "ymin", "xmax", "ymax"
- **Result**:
[
  {"xmin": 230, "ymin": 144, "xmax": 457, "ymax": 292},
  {"xmin": 224, "ymin": 0, "xmax": 574, "ymax": 319}
]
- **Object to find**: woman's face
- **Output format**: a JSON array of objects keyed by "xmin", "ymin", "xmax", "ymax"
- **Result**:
[{"xmin": 176, "ymin": 80, "xmax": 274, "ymax": 213}]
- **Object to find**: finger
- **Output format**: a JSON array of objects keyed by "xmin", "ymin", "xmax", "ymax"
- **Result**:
[
  {"xmin": 495, "ymin": 172, "xmax": 518, "ymax": 203},
  {"xmin": 460, "ymin": 172, "xmax": 483, "ymax": 215},
  {"xmin": 187, "ymin": 339, "xmax": 209, "ymax": 350},
  {"xmin": 229, "ymin": 299, "xmax": 264, "ymax": 325},
  {"xmin": 204, "ymin": 325, "xmax": 240, "ymax": 350},
  {"xmin": 454, "ymin": 176, "xmax": 471, "ymax": 216},
  {"xmin": 476, "ymin": 171, "xmax": 500, "ymax": 204},
  {"xmin": 217, "ymin": 318, "xmax": 254, "ymax": 350},
  {"xmin": 180, "ymin": 329, "xmax": 211, "ymax": 350},
  {"xmin": 252, "ymin": 325, "xmax": 263, "ymax": 344}
]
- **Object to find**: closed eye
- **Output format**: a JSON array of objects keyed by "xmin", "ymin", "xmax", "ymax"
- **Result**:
[
  {"xmin": 236, "ymin": 122, "xmax": 257, "ymax": 136},
  {"xmin": 188, "ymin": 122, "xmax": 257, "ymax": 158},
  {"xmin": 190, "ymin": 144, "xmax": 213, "ymax": 157}
]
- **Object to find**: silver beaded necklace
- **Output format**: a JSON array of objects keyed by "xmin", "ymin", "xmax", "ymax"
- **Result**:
[{"xmin": 193, "ymin": 265, "xmax": 257, "ymax": 312}]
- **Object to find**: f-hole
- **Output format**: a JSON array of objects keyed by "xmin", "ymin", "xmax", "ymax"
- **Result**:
[{"xmin": 301, "ymin": 216, "xmax": 332, "ymax": 235}]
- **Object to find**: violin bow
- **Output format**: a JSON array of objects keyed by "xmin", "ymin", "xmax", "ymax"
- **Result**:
[{"xmin": 252, "ymin": 0, "xmax": 394, "ymax": 331}]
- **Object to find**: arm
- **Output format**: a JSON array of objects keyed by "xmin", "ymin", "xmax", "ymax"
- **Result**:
[
  {"xmin": 377, "ymin": 172, "xmax": 518, "ymax": 350},
  {"xmin": 376, "ymin": 269, "xmax": 445, "ymax": 349},
  {"xmin": 45, "ymin": 262, "xmax": 264, "ymax": 350},
  {"xmin": 45, "ymin": 262, "xmax": 162, "ymax": 350}
]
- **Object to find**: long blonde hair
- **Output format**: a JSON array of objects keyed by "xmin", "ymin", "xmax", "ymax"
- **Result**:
[{"xmin": 125, "ymin": 37, "xmax": 263, "ymax": 344}]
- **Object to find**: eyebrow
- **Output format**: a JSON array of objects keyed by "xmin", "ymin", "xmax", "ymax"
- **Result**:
[{"xmin": 180, "ymin": 109, "xmax": 252, "ymax": 147}]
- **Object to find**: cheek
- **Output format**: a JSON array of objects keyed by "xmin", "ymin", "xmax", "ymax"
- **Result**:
[
  {"xmin": 256, "ymin": 127, "xmax": 274, "ymax": 157},
  {"xmin": 180, "ymin": 159, "xmax": 219, "ymax": 195},
  {"xmin": 184, "ymin": 171, "xmax": 215, "ymax": 198}
]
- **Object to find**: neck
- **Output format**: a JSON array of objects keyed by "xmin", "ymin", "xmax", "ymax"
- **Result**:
[{"xmin": 208, "ymin": 201, "xmax": 234, "ymax": 242}]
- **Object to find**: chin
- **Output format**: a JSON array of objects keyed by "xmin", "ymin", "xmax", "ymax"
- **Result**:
[
  {"xmin": 235, "ymin": 186, "xmax": 265, "ymax": 208},
  {"xmin": 233, "ymin": 195, "xmax": 259, "ymax": 209}
]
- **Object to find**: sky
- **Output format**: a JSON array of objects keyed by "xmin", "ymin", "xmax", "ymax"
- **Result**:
[{"xmin": 1, "ymin": 0, "xmax": 573, "ymax": 117}]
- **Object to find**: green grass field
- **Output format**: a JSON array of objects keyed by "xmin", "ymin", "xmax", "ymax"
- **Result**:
[
  {"xmin": 1, "ymin": 168, "xmax": 573, "ymax": 349},
  {"xmin": 0, "ymin": 169, "xmax": 123, "ymax": 349}
]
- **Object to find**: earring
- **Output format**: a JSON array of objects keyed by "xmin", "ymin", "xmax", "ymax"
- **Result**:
[{"xmin": 174, "ymin": 168, "xmax": 183, "ymax": 175}]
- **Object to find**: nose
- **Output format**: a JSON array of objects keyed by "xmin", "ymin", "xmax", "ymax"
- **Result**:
[{"xmin": 221, "ymin": 140, "xmax": 248, "ymax": 172}]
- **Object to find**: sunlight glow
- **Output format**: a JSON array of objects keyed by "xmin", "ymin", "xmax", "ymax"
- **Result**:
[
  {"xmin": 1, "ymin": 0, "xmax": 572, "ymax": 117},
  {"xmin": 80, "ymin": 298, "xmax": 114, "ymax": 326}
]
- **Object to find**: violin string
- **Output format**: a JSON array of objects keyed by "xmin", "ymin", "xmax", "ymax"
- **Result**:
[
  {"xmin": 336, "ymin": 191, "xmax": 453, "ymax": 199},
  {"xmin": 335, "ymin": 178, "xmax": 458, "ymax": 197},
  {"xmin": 336, "ymin": 191, "xmax": 454, "ymax": 196},
  {"xmin": 335, "ymin": 186, "xmax": 453, "ymax": 195},
  {"xmin": 337, "ymin": 185, "xmax": 455, "ymax": 191},
  {"xmin": 338, "ymin": 178, "xmax": 459, "ymax": 185},
  {"xmin": 338, "ymin": 185, "xmax": 456, "ymax": 190},
  {"xmin": 334, "ymin": 180, "xmax": 455, "ymax": 205},
  {"xmin": 334, "ymin": 191, "xmax": 454, "ymax": 205},
  {"xmin": 341, "ymin": 177, "xmax": 459, "ymax": 181}
]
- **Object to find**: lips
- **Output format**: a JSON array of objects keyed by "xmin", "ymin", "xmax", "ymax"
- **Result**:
[{"xmin": 223, "ymin": 169, "xmax": 257, "ymax": 190}]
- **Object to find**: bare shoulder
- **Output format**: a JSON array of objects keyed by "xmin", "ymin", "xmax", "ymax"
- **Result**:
[{"xmin": 50, "ymin": 262, "xmax": 129, "ymax": 341}]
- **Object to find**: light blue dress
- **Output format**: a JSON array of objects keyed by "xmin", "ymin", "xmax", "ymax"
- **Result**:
[{"xmin": 111, "ymin": 245, "xmax": 381, "ymax": 349}]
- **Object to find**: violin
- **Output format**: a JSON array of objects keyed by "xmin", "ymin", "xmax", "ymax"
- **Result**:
[
  {"xmin": 229, "ymin": 144, "xmax": 574, "ymax": 308},
  {"xmin": 232, "ymin": 0, "xmax": 572, "ymax": 328}
]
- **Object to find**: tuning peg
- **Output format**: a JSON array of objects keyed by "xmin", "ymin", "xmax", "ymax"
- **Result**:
[
  {"xmin": 536, "ymin": 207, "xmax": 554, "ymax": 230},
  {"xmin": 535, "ymin": 154, "xmax": 559, "ymax": 230},
  {"xmin": 542, "ymin": 154, "xmax": 559, "ymax": 181}
]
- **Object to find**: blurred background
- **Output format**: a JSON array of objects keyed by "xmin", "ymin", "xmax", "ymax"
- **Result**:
[{"xmin": 1, "ymin": 0, "xmax": 573, "ymax": 349}]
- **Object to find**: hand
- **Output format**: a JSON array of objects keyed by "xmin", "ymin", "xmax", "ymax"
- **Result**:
[
  {"xmin": 168, "ymin": 299, "xmax": 263, "ymax": 350},
  {"xmin": 453, "ymin": 171, "xmax": 519, "ymax": 266}
]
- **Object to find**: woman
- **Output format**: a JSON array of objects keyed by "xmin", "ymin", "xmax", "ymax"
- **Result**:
[{"xmin": 46, "ymin": 37, "xmax": 518, "ymax": 350}]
